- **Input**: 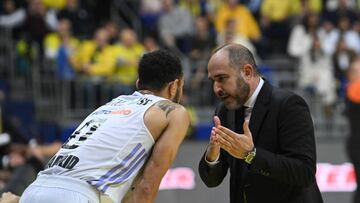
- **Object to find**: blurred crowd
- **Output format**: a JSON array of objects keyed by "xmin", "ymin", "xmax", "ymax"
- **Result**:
[
  {"xmin": 0, "ymin": 0, "xmax": 359, "ymax": 109},
  {"xmin": 0, "ymin": 0, "xmax": 359, "ymax": 196}
]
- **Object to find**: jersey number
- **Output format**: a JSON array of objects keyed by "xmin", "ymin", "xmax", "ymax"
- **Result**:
[{"xmin": 62, "ymin": 119, "xmax": 103, "ymax": 149}]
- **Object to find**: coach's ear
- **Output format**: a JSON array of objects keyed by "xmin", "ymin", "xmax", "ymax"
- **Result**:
[{"xmin": 136, "ymin": 79, "xmax": 140, "ymax": 89}]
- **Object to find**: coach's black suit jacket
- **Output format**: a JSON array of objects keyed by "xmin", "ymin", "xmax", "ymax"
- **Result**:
[{"xmin": 199, "ymin": 82, "xmax": 323, "ymax": 203}]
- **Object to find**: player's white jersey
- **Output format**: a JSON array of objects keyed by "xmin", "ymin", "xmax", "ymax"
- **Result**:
[{"xmin": 40, "ymin": 91, "xmax": 167, "ymax": 203}]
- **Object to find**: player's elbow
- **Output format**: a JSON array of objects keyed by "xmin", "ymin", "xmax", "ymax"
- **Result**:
[
  {"xmin": 134, "ymin": 184, "xmax": 156, "ymax": 203},
  {"xmin": 139, "ymin": 185, "xmax": 153, "ymax": 197}
]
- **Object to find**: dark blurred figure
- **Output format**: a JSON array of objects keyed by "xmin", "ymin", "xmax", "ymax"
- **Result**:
[
  {"xmin": 0, "ymin": 0, "xmax": 25, "ymax": 30},
  {"xmin": 103, "ymin": 21, "xmax": 120, "ymax": 45},
  {"xmin": 21, "ymin": 0, "xmax": 50, "ymax": 56},
  {"xmin": 158, "ymin": 0, "xmax": 194, "ymax": 54},
  {"xmin": 324, "ymin": 0, "xmax": 358, "ymax": 27},
  {"xmin": 57, "ymin": 0, "xmax": 94, "ymax": 39},
  {"xmin": 188, "ymin": 16, "xmax": 216, "ymax": 105},
  {"xmin": 0, "ymin": 91, "xmax": 61, "ymax": 196},
  {"xmin": 260, "ymin": 0, "xmax": 293, "ymax": 55},
  {"xmin": 346, "ymin": 57, "xmax": 360, "ymax": 203}
]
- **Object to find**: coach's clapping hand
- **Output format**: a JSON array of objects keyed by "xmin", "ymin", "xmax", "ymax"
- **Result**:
[
  {"xmin": 214, "ymin": 120, "xmax": 254, "ymax": 159},
  {"xmin": 205, "ymin": 116, "xmax": 222, "ymax": 162}
]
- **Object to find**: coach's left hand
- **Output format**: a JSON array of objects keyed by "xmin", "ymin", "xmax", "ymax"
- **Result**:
[{"xmin": 214, "ymin": 120, "xmax": 254, "ymax": 159}]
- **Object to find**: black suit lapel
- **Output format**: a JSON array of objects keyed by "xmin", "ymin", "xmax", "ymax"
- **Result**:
[{"xmin": 250, "ymin": 82, "xmax": 272, "ymax": 142}]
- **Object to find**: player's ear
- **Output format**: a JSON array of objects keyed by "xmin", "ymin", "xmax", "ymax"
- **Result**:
[
  {"xmin": 135, "ymin": 79, "xmax": 140, "ymax": 89},
  {"xmin": 168, "ymin": 79, "xmax": 179, "ymax": 98}
]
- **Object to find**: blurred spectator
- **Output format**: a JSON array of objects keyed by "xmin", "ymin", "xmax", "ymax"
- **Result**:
[
  {"xmin": 345, "ymin": 57, "xmax": 360, "ymax": 203},
  {"xmin": 217, "ymin": 19, "xmax": 257, "ymax": 56},
  {"xmin": 57, "ymin": 0, "xmax": 94, "ymax": 39},
  {"xmin": 143, "ymin": 36, "xmax": 160, "ymax": 52},
  {"xmin": 190, "ymin": 16, "xmax": 215, "ymax": 64},
  {"xmin": 318, "ymin": 20, "xmax": 338, "ymax": 55},
  {"xmin": 44, "ymin": 19, "xmax": 78, "ymax": 59},
  {"xmin": 158, "ymin": 0, "xmax": 195, "ymax": 54},
  {"xmin": 324, "ymin": 0, "xmax": 358, "ymax": 26},
  {"xmin": 336, "ymin": 16, "xmax": 360, "ymax": 53},
  {"xmin": 215, "ymin": 0, "xmax": 261, "ymax": 42},
  {"xmin": 261, "ymin": 0, "xmax": 299, "ymax": 54},
  {"xmin": 41, "ymin": 0, "xmax": 66, "ymax": 10},
  {"xmin": 318, "ymin": 16, "xmax": 360, "ymax": 55},
  {"xmin": 111, "ymin": 28, "xmax": 144, "ymax": 95},
  {"xmin": 0, "ymin": 140, "xmax": 61, "ymax": 195},
  {"xmin": 0, "ymin": 92, "xmax": 61, "ymax": 195},
  {"xmin": 179, "ymin": 0, "xmax": 202, "ymax": 17},
  {"xmin": 188, "ymin": 16, "xmax": 215, "ymax": 105},
  {"xmin": 332, "ymin": 37, "xmax": 357, "ymax": 99},
  {"xmin": 21, "ymin": 0, "xmax": 52, "ymax": 56},
  {"xmin": 103, "ymin": 21, "xmax": 120, "ymax": 45},
  {"xmin": 139, "ymin": 0, "xmax": 162, "ymax": 37},
  {"xmin": 294, "ymin": 0, "xmax": 323, "ymax": 23},
  {"xmin": 288, "ymin": 13, "xmax": 337, "ymax": 113},
  {"xmin": 353, "ymin": 20, "xmax": 360, "ymax": 33},
  {"xmin": 204, "ymin": 0, "xmax": 225, "ymax": 23},
  {"xmin": 140, "ymin": 0, "xmax": 162, "ymax": 16},
  {"xmin": 300, "ymin": 0, "xmax": 323, "ymax": 14},
  {"xmin": 0, "ymin": 0, "xmax": 25, "ymax": 29},
  {"xmin": 239, "ymin": 0, "xmax": 262, "ymax": 19},
  {"xmin": 70, "ymin": 28, "xmax": 115, "ymax": 78},
  {"xmin": 44, "ymin": 18, "xmax": 79, "ymax": 80}
]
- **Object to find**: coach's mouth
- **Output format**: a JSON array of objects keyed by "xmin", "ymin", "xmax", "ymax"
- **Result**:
[{"xmin": 219, "ymin": 95, "xmax": 230, "ymax": 101}]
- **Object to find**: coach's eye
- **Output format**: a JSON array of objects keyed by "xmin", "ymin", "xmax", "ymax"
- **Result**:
[{"xmin": 217, "ymin": 76, "xmax": 226, "ymax": 82}]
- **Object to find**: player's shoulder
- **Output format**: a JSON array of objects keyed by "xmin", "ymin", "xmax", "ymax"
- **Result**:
[
  {"xmin": 154, "ymin": 100, "xmax": 189, "ymax": 123},
  {"xmin": 155, "ymin": 100, "xmax": 186, "ymax": 113},
  {"xmin": 144, "ymin": 100, "xmax": 189, "ymax": 140}
]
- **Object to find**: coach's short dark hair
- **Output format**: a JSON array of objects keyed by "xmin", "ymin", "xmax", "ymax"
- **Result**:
[
  {"xmin": 216, "ymin": 44, "xmax": 259, "ymax": 75},
  {"xmin": 137, "ymin": 50, "xmax": 183, "ymax": 91}
]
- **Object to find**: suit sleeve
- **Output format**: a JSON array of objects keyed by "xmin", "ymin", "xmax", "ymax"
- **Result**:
[
  {"xmin": 198, "ymin": 149, "xmax": 229, "ymax": 187},
  {"xmin": 249, "ymin": 94, "xmax": 317, "ymax": 187},
  {"xmin": 198, "ymin": 103, "xmax": 230, "ymax": 187}
]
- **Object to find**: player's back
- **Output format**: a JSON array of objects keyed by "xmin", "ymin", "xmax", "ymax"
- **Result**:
[{"xmin": 40, "ymin": 91, "xmax": 166, "ymax": 202}]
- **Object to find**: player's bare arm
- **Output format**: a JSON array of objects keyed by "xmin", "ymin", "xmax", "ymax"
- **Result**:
[
  {"xmin": 126, "ymin": 101, "xmax": 190, "ymax": 203},
  {"xmin": 142, "ymin": 100, "xmax": 184, "ymax": 141}
]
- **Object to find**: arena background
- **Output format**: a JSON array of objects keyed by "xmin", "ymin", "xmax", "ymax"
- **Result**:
[{"xmin": 0, "ymin": 0, "xmax": 359, "ymax": 202}]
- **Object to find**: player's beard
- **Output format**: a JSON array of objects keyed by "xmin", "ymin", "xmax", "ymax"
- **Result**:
[{"xmin": 173, "ymin": 86, "xmax": 181, "ymax": 103}]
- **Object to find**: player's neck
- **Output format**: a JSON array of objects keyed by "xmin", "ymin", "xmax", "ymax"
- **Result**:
[
  {"xmin": 138, "ymin": 89, "xmax": 170, "ymax": 100},
  {"xmin": 138, "ymin": 90, "xmax": 155, "ymax": 95}
]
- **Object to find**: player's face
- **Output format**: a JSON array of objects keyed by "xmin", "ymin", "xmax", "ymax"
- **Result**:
[
  {"xmin": 208, "ymin": 52, "xmax": 250, "ymax": 110},
  {"xmin": 173, "ymin": 77, "xmax": 184, "ymax": 103}
]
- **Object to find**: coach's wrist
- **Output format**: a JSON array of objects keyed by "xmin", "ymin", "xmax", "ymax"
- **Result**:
[
  {"xmin": 205, "ymin": 146, "xmax": 220, "ymax": 162},
  {"xmin": 244, "ymin": 147, "xmax": 256, "ymax": 164}
]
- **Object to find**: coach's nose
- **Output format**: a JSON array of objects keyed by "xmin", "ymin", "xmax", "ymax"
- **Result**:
[{"xmin": 213, "ymin": 82, "xmax": 222, "ymax": 96}]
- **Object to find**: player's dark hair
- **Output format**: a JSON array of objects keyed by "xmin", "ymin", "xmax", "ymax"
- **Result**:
[{"xmin": 137, "ymin": 49, "xmax": 183, "ymax": 91}]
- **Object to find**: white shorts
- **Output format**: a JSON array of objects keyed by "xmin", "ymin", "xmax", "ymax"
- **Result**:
[{"xmin": 19, "ymin": 175, "xmax": 100, "ymax": 203}]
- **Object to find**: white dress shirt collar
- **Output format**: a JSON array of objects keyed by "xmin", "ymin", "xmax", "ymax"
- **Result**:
[{"xmin": 244, "ymin": 78, "xmax": 264, "ymax": 108}]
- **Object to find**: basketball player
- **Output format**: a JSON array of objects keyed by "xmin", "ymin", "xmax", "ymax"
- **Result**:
[{"xmin": 18, "ymin": 50, "xmax": 190, "ymax": 203}]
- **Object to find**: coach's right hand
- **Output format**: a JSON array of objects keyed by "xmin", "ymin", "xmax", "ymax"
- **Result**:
[{"xmin": 206, "ymin": 116, "xmax": 221, "ymax": 162}]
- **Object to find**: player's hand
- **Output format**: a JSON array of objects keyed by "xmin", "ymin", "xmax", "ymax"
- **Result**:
[
  {"xmin": 0, "ymin": 192, "xmax": 20, "ymax": 203},
  {"xmin": 214, "ymin": 120, "xmax": 254, "ymax": 159},
  {"xmin": 205, "ymin": 116, "xmax": 221, "ymax": 162}
]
